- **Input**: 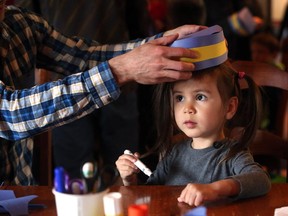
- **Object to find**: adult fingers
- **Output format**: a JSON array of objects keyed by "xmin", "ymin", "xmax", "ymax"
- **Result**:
[
  {"xmin": 148, "ymin": 34, "xmax": 179, "ymax": 46},
  {"xmin": 149, "ymin": 36, "xmax": 199, "ymax": 69},
  {"xmin": 158, "ymin": 70, "xmax": 193, "ymax": 82},
  {"xmin": 160, "ymin": 55, "xmax": 196, "ymax": 71},
  {"xmin": 164, "ymin": 25, "xmax": 207, "ymax": 39}
]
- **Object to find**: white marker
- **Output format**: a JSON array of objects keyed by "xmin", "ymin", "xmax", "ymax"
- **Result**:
[{"xmin": 124, "ymin": 150, "xmax": 152, "ymax": 177}]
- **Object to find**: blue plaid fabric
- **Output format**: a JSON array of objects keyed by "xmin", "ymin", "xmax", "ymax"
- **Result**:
[
  {"xmin": 0, "ymin": 6, "xmax": 160, "ymax": 185},
  {"xmin": 0, "ymin": 66, "xmax": 121, "ymax": 140}
]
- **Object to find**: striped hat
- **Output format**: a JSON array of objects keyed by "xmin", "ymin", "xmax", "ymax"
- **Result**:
[{"xmin": 170, "ymin": 25, "xmax": 228, "ymax": 71}]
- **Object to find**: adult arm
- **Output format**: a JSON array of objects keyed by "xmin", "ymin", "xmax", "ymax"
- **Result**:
[
  {"xmin": 5, "ymin": 6, "xmax": 161, "ymax": 78},
  {"xmin": 0, "ymin": 62, "xmax": 119, "ymax": 141},
  {"xmin": 12, "ymin": 7, "xmax": 203, "ymax": 80}
]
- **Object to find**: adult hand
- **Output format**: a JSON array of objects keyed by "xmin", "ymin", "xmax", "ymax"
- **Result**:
[{"xmin": 109, "ymin": 25, "xmax": 205, "ymax": 86}]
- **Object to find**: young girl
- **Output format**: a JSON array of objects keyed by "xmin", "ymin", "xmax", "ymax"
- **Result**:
[{"xmin": 116, "ymin": 60, "xmax": 271, "ymax": 206}]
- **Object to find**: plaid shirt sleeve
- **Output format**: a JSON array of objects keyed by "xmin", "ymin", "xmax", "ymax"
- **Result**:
[
  {"xmin": 0, "ymin": 6, "xmax": 163, "ymax": 185},
  {"xmin": 2, "ymin": 6, "xmax": 162, "ymax": 81},
  {"xmin": 0, "ymin": 61, "xmax": 120, "ymax": 141}
]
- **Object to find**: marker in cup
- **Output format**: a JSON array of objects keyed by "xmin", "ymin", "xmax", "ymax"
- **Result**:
[{"xmin": 124, "ymin": 150, "xmax": 152, "ymax": 177}]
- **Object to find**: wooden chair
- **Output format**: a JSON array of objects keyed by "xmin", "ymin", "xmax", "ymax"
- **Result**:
[
  {"xmin": 232, "ymin": 60, "xmax": 288, "ymax": 139},
  {"xmin": 249, "ymin": 130, "xmax": 288, "ymax": 160},
  {"xmin": 231, "ymin": 60, "xmax": 288, "ymax": 181},
  {"xmin": 33, "ymin": 130, "xmax": 53, "ymax": 185},
  {"xmin": 32, "ymin": 69, "xmax": 53, "ymax": 186}
]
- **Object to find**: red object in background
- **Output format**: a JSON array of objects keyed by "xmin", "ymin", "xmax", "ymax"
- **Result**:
[{"xmin": 148, "ymin": 0, "xmax": 167, "ymax": 21}]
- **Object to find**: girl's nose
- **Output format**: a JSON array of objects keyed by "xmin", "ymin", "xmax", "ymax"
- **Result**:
[{"xmin": 184, "ymin": 104, "xmax": 195, "ymax": 114}]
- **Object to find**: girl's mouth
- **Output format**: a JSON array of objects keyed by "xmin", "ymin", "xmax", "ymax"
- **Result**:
[{"xmin": 184, "ymin": 120, "xmax": 197, "ymax": 128}]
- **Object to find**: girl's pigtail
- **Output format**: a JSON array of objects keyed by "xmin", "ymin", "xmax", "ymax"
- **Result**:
[
  {"xmin": 238, "ymin": 72, "xmax": 262, "ymax": 147},
  {"xmin": 234, "ymin": 71, "xmax": 262, "ymax": 149},
  {"xmin": 224, "ymin": 70, "xmax": 262, "ymax": 162}
]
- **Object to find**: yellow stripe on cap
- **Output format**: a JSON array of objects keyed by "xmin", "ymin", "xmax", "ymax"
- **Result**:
[
  {"xmin": 180, "ymin": 40, "xmax": 227, "ymax": 63},
  {"xmin": 170, "ymin": 25, "xmax": 228, "ymax": 70}
]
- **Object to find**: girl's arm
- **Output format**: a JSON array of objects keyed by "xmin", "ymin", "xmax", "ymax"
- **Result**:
[{"xmin": 178, "ymin": 150, "xmax": 271, "ymax": 206}]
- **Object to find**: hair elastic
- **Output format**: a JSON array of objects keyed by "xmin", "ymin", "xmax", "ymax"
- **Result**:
[{"xmin": 238, "ymin": 71, "xmax": 245, "ymax": 79}]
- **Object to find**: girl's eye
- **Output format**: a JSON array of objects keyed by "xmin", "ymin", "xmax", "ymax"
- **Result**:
[
  {"xmin": 175, "ymin": 95, "xmax": 184, "ymax": 102},
  {"xmin": 196, "ymin": 94, "xmax": 207, "ymax": 101}
]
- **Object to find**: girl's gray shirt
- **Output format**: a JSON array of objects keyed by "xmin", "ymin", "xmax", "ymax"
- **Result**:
[{"xmin": 146, "ymin": 139, "xmax": 271, "ymax": 199}]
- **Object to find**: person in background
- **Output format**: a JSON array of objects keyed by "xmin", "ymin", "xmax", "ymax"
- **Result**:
[
  {"xmin": 250, "ymin": 32, "xmax": 284, "ymax": 70},
  {"xmin": 0, "ymin": 1, "xmax": 204, "ymax": 185},
  {"xmin": 15, "ymin": 0, "xmax": 152, "ymax": 179},
  {"xmin": 203, "ymin": 0, "xmax": 264, "ymax": 60},
  {"xmin": 116, "ymin": 60, "xmax": 271, "ymax": 206}
]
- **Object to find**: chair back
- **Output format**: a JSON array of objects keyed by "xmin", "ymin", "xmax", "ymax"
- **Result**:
[
  {"xmin": 232, "ymin": 60, "xmax": 288, "ymax": 139},
  {"xmin": 231, "ymin": 60, "xmax": 288, "ymax": 182},
  {"xmin": 33, "ymin": 69, "xmax": 53, "ymax": 185}
]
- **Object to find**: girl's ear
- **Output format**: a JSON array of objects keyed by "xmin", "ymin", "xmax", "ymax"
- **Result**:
[{"xmin": 225, "ymin": 96, "xmax": 238, "ymax": 120}]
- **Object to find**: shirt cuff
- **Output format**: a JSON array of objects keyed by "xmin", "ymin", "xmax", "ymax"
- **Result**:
[{"xmin": 83, "ymin": 61, "xmax": 121, "ymax": 107}]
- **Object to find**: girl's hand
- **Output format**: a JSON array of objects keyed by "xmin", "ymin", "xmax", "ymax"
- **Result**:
[
  {"xmin": 177, "ymin": 179, "xmax": 240, "ymax": 206},
  {"xmin": 115, "ymin": 152, "xmax": 140, "ymax": 186},
  {"xmin": 177, "ymin": 183, "xmax": 220, "ymax": 206}
]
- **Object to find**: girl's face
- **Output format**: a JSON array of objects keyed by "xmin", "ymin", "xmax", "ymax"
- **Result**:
[{"xmin": 172, "ymin": 75, "xmax": 237, "ymax": 145}]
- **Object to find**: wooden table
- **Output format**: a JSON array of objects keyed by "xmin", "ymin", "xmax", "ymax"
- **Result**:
[{"xmin": 3, "ymin": 184, "xmax": 288, "ymax": 216}]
